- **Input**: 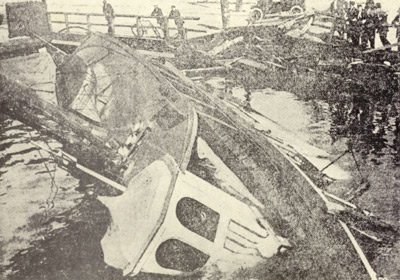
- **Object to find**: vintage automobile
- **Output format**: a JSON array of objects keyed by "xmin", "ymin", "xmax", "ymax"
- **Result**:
[{"xmin": 249, "ymin": 0, "xmax": 305, "ymax": 22}]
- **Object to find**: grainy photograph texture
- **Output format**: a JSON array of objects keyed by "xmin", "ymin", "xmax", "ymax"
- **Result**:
[{"xmin": 0, "ymin": 0, "xmax": 399, "ymax": 279}]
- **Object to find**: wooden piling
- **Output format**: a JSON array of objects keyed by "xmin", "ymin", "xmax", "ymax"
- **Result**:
[
  {"xmin": 220, "ymin": 0, "xmax": 230, "ymax": 30},
  {"xmin": 86, "ymin": 15, "xmax": 91, "ymax": 33},
  {"xmin": 64, "ymin": 13, "xmax": 70, "ymax": 33},
  {"xmin": 235, "ymin": 0, "xmax": 243, "ymax": 12}
]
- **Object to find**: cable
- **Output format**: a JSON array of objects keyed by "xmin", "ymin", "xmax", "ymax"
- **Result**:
[{"xmin": 28, "ymin": 132, "xmax": 59, "ymax": 212}]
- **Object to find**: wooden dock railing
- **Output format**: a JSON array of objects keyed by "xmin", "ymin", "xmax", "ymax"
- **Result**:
[{"xmin": 47, "ymin": 11, "xmax": 203, "ymax": 39}]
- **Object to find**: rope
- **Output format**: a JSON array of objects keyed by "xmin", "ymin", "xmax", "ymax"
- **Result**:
[
  {"xmin": 272, "ymin": 137, "xmax": 379, "ymax": 280},
  {"xmin": 28, "ymin": 132, "xmax": 59, "ymax": 211},
  {"xmin": 320, "ymin": 149, "xmax": 349, "ymax": 173}
]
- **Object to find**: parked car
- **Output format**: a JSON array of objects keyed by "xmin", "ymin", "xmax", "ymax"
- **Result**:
[{"xmin": 249, "ymin": 0, "xmax": 305, "ymax": 22}]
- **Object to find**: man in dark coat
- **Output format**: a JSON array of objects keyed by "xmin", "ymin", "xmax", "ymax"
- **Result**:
[
  {"xmin": 151, "ymin": 5, "xmax": 164, "ymax": 26},
  {"xmin": 330, "ymin": 0, "xmax": 348, "ymax": 39},
  {"xmin": 392, "ymin": 8, "xmax": 400, "ymax": 49},
  {"xmin": 256, "ymin": 0, "xmax": 270, "ymax": 13},
  {"xmin": 151, "ymin": 5, "xmax": 167, "ymax": 37},
  {"xmin": 347, "ymin": 1, "xmax": 360, "ymax": 46},
  {"xmin": 375, "ymin": 3, "xmax": 390, "ymax": 46},
  {"xmin": 360, "ymin": 0, "xmax": 376, "ymax": 49},
  {"xmin": 103, "ymin": 0, "xmax": 115, "ymax": 36},
  {"xmin": 169, "ymin": 6, "xmax": 185, "ymax": 39}
]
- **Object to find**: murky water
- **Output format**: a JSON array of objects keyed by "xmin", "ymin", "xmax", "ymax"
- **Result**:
[
  {"xmin": 201, "ymin": 75, "xmax": 400, "ymax": 278},
  {"xmin": 1, "ymin": 49, "xmax": 400, "ymax": 280},
  {"xmin": 1, "ymin": 71, "xmax": 399, "ymax": 275},
  {"xmin": 204, "ymin": 75, "xmax": 400, "ymax": 163},
  {"xmin": 0, "ymin": 115, "xmax": 127, "ymax": 279},
  {"xmin": 1, "ymin": 75, "xmax": 400, "ymax": 279},
  {"xmin": 202, "ymin": 75, "xmax": 400, "ymax": 225}
]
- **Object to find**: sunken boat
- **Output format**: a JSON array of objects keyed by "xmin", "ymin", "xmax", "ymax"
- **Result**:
[
  {"xmin": 181, "ymin": 8, "xmax": 399, "ymax": 103},
  {"xmin": 0, "ymin": 30, "xmax": 384, "ymax": 279},
  {"xmin": 1, "ymin": 1, "xmax": 399, "ymax": 279}
]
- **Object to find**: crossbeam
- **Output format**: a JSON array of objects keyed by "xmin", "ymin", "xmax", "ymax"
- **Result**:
[
  {"xmin": 47, "ymin": 11, "xmax": 203, "ymax": 39},
  {"xmin": 47, "ymin": 11, "xmax": 199, "ymax": 21}
]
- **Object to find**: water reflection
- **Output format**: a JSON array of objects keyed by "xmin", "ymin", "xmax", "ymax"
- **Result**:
[
  {"xmin": 1, "ymin": 71, "xmax": 399, "ymax": 278},
  {"xmin": 215, "ymin": 71, "xmax": 400, "ymax": 167},
  {"xmin": 330, "ymin": 91, "xmax": 398, "ymax": 164},
  {"xmin": 4, "ymin": 199, "xmax": 121, "ymax": 280},
  {"xmin": 0, "ymin": 115, "xmax": 118, "ymax": 279}
]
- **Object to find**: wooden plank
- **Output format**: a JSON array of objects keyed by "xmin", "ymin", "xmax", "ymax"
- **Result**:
[
  {"xmin": 183, "ymin": 66, "xmax": 226, "ymax": 77},
  {"xmin": 300, "ymin": 16, "xmax": 314, "ymax": 36},
  {"xmin": 311, "ymin": 22, "xmax": 331, "ymax": 29},
  {"xmin": 236, "ymin": 58, "xmax": 285, "ymax": 70},
  {"xmin": 51, "ymin": 39, "xmax": 81, "ymax": 47},
  {"xmin": 251, "ymin": 18, "xmax": 292, "ymax": 28},
  {"xmin": 302, "ymin": 33, "xmax": 326, "ymax": 44},
  {"xmin": 185, "ymin": 28, "xmax": 207, "ymax": 33},
  {"xmin": 278, "ymin": 14, "xmax": 307, "ymax": 29},
  {"xmin": 216, "ymin": 56, "xmax": 243, "ymax": 66},
  {"xmin": 208, "ymin": 36, "xmax": 243, "ymax": 56},
  {"xmin": 30, "ymin": 142, "xmax": 126, "ymax": 192},
  {"xmin": 135, "ymin": 49, "xmax": 175, "ymax": 58},
  {"xmin": 27, "ymin": 31, "xmax": 67, "ymax": 55},
  {"xmin": 198, "ymin": 23, "xmax": 220, "ymax": 30},
  {"xmin": 339, "ymin": 221, "xmax": 379, "ymax": 280},
  {"xmin": 163, "ymin": 61, "xmax": 196, "ymax": 86},
  {"xmin": 286, "ymin": 15, "xmax": 315, "ymax": 38},
  {"xmin": 363, "ymin": 42, "xmax": 400, "ymax": 54}
]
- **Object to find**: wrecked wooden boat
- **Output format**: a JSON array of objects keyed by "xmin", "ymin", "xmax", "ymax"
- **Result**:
[
  {"xmin": 184, "ymin": 9, "xmax": 399, "ymax": 103},
  {"xmin": 0, "ymin": 32, "xmax": 385, "ymax": 279}
]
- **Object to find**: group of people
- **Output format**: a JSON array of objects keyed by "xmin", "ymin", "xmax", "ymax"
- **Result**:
[
  {"xmin": 102, "ymin": 0, "xmax": 185, "ymax": 39},
  {"xmin": 151, "ymin": 5, "xmax": 186, "ymax": 39},
  {"xmin": 332, "ymin": 0, "xmax": 400, "ymax": 50}
]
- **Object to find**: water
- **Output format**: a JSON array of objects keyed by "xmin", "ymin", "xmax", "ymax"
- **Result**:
[
  {"xmin": 1, "ymin": 1, "xmax": 400, "ymax": 276},
  {"xmin": 202, "ymin": 74, "xmax": 400, "ymax": 223},
  {"xmin": 0, "ymin": 115, "xmax": 128, "ymax": 279},
  {"xmin": 202, "ymin": 74, "xmax": 400, "ymax": 278},
  {"xmin": 2, "ymin": 75, "xmax": 400, "ymax": 278}
]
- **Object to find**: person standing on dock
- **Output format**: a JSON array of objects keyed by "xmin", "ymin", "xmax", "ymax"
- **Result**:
[
  {"xmin": 330, "ymin": 0, "xmax": 348, "ymax": 40},
  {"xmin": 347, "ymin": 1, "xmax": 360, "ymax": 46},
  {"xmin": 151, "ymin": 5, "xmax": 167, "ymax": 38},
  {"xmin": 375, "ymin": 3, "xmax": 390, "ymax": 47},
  {"xmin": 392, "ymin": 8, "xmax": 400, "ymax": 50},
  {"xmin": 360, "ymin": 0, "xmax": 376, "ymax": 50},
  {"xmin": 103, "ymin": 0, "xmax": 115, "ymax": 36},
  {"xmin": 169, "ymin": 6, "xmax": 185, "ymax": 39}
]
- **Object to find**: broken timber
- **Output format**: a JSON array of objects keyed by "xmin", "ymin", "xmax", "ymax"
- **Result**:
[
  {"xmin": 208, "ymin": 36, "xmax": 244, "ymax": 56},
  {"xmin": 183, "ymin": 66, "xmax": 227, "ymax": 77},
  {"xmin": 135, "ymin": 49, "xmax": 175, "ymax": 59},
  {"xmin": 363, "ymin": 42, "xmax": 400, "ymax": 54},
  {"xmin": 235, "ymin": 58, "xmax": 285, "ymax": 70}
]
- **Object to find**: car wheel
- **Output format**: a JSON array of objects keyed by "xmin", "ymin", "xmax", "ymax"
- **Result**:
[
  {"xmin": 249, "ymin": 8, "xmax": 264, "ymax": 22},
  {"xmin": 290, "ymin": 5, "xmax": 304, "ymax": 14}
]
